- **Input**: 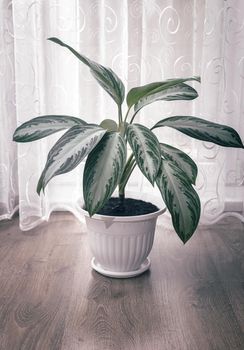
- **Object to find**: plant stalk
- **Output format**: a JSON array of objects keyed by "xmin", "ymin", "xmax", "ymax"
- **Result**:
[
  {"xmin": 124, "ymin": 106, "xmax": 132, "ymax": 123},
  {"xmin": 118, "ymin": 154, "xmax": 136, "ymax": 197},
  {"xmin": 129, "ymin": 109, "xmax": 140, "ymax": 124},
  {"xmin": 118, "ymin": 105, "xmax": 123, "ymax": 125}
]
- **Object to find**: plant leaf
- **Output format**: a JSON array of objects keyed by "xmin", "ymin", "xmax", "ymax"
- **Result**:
[
  {"xmin": 153, "ymin": 116, "xmax": 244, "ymax": 148},
  {"xmin": 13, "ymin": 115, "xmax": 87, "ymax": 142},
  {"xmin": 156, "ymin": 159, "xmax": 201, "ymax": 243},
  {"xmin": 100, "ymin": 119, "xmax": 118, "ymax": 132},
  {"xmin": 160, "ymin": 143, "xmax": 198, "ymax": 184},
  {"xmin": 48, "ymin": 37, "xmax": 125, "ymax": 106},
  {"xmin": 134, "ymin": 83, "xmax": 198, "ymax": 113},
  {"xmin": 126, "ymin": 124, "xmax": 161, "ymax": 185},
  {"xmin": 37, "ymin": 125, "xmax": 106, "ymax": 194},
  {"xmin": 83, "ymin": 132, "xmax": 126, "ymax": 216},
  {"xmin": 127, "ymin": 76, "xmax": 200, "ymax": 108}
]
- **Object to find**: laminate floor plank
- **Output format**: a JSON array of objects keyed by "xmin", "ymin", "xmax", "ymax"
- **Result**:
[
  {"xmin": 200, "ymin": 218, "xmax": 244, "ymax": 334},
  {"xmin": 0, "ymin": 213, "xmax": 243, "ymax": 350}
]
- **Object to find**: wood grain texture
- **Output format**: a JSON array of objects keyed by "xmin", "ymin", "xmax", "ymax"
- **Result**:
[{"xmin": 0, "ymin": 213, "xmax": 244, "ymax": 350}]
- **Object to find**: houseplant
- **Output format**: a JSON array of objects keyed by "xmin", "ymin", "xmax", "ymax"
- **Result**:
[{"xmin": 13, "ymin": 38, "xmax": 243, "ymax": 277}]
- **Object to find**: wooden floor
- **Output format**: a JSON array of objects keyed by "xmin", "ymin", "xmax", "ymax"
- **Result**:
[{"xmin": 0, "ymin": 213, "xmax": 243, "ymax": 350}]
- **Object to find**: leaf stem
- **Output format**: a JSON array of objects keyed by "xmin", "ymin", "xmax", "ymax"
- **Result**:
[
  {"xmin": 129, "ymin": 109, "xmax": 140, "ymax": 124},
  {"xmin": 124, "ymin": 106, "xmax": 132, "ymax": 123},
  {"xmin": 118, "ymin": 154, "xmax": 136, "ymax": 195},
  {"xmin": 118, "ymin": 105, "xmax": 123, "ymax": 125}
]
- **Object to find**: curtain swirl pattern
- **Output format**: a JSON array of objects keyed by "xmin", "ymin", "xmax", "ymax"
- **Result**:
[{"xmin": 1, "ymin": 0, "xmax": 244, "ymax": 230}]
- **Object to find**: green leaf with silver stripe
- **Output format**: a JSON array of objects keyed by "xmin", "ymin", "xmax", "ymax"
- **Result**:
[
  {"xmin": 127, "ymin": 76, "xmax": 200, "ymax": 108},
  {"xmin": 13, "ymin": 115, "xmax": 87, "ymax": 142},
  {"xmin": 83, "ymin": 132, "xmax": 126, "ymax": 216},
  {"xmin": 48, "ymin": 37, "xmax": 125, "ymax": 106},
  {"xmin": 126, "ymin": 124, "xmax": 161, "ymax": 185},
  {"xmin": 37, "ymin": 125, "xmax": 106, "ymax": 194},
  {"xmin": 156, "ymin": 159, "xmax": 201, "ymax": 243},
  {"xmin": 160, "ymin": 143, "xmax": 198, "ymax": 184},
  {"xmin": 153, "ymin": 116, "xmax": 244, "ymax": 148},
  {"xmin": 134, "ymin": 83, "xmax": 198, "ymax": 113}
]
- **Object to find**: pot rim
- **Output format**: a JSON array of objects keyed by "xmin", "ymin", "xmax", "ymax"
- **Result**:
[{"xmin": 79, "ymin": 192, "xmax": 166, "ymax": 222}]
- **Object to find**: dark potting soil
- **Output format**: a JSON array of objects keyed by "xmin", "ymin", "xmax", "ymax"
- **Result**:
[{"xmin": 96, "ymin": 197, "xmax": 159, "ymax": 216}]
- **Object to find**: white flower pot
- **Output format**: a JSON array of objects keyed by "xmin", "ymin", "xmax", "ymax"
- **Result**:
[{"xmin": 81, "ymin": 192, "xmax": 166, "ymax": 278}]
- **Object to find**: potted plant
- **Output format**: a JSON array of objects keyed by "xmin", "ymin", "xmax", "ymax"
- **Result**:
[{"xmin": 13, "ymin": 38, "xmax": 243, "ymax": 278}]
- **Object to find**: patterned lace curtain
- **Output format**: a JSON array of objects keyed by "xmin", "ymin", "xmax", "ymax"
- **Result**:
[{"xmin": 1, "ymin": 0, "xmax": 244, "ymax": 230}]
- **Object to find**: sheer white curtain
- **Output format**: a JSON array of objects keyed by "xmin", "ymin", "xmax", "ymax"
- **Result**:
[{"xmin": 1, "ymin": 0, "xmax": 244, "ymax": 230}]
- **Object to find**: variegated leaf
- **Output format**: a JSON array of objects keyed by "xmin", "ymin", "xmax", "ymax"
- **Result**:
[
  {"xmin": 83, "ymin": 132, "xmax": 126, "ymax": 216},
  {"xmin": 126, "ymin": 124, "xmax": 161, "ymax": 185},
  {"xmin": 153, "ymin": 116, "xmax": 244, "ymax": 148},
  {"xmin": 127, "ymin": 76, "xmax": 200, "ymax": 108},
  {"xmin": 13, "ymin": 115, "xmax": 86, "ymax": 142},
  {"xmin": 48, "ymin": 37, "xmax": 125, "ymax": 106},
  {"xmin": 134, "ymin": 83, "xmax": 198, "ymax": 113},
  {"xmin": 37, "ymin": 125, "xmax": 106, "ymax": 194},
  {"xmin": 160, "ymin": 143, "xmax": 198, "ymax": 184},
  {"xmin": 156, "ymin": 160, "xmax": 201, "ymax": 243}
]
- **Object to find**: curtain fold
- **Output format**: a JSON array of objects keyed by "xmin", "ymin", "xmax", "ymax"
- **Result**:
[
  {"xmin": 1, "ymin": 0, "xmax": 244, "ymax": 230},
  {"xmin": 0, "ymin": 0, "xmax": 18, "ymax": 220}
]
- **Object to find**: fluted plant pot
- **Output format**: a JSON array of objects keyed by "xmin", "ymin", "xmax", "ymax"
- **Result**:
[{"xmin": 81, "ymin": 193, "xmax": 166, "ymax": 278}]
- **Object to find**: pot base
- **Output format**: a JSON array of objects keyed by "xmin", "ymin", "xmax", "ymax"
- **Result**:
[{"xmin": 91, "ymin": 257, "xmax": 151, "ymax": 278}]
